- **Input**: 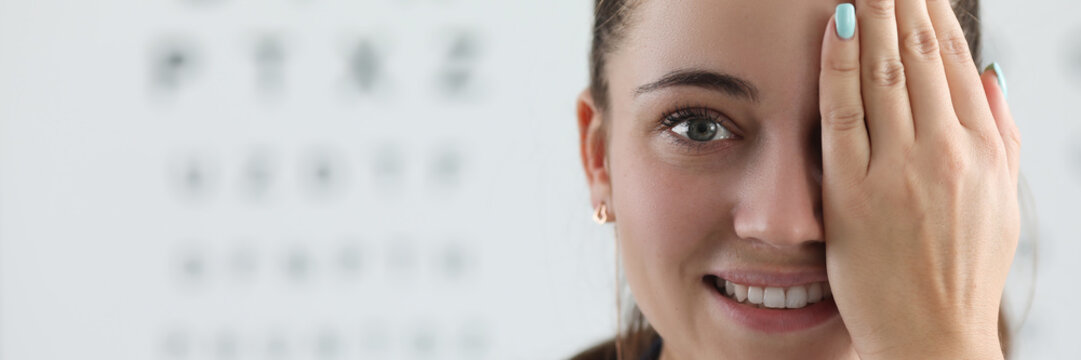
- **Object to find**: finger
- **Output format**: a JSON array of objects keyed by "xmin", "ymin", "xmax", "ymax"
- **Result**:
[
  {"xmin": 821, "ymin": 5, "xmax": 870, "ymax": 181},
  {"xmin": 856, "ymin": 0, "xmax": 915, "ymax": 158},
  {"xmin": 896, "ymin": 0, "xmax": 959, "ymax": 139},
  {"xmin": 981, "ymin": 65, "xmax": 1020, "ymax": 185},
  {"xmin": 926, "ymin": 0, "xmax": 997, "ymax": 133}
]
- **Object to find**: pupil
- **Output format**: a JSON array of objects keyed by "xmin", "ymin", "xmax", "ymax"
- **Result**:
[{"xmin": 688, "ymin": 119, "xmax": 717, "ymax": 141}]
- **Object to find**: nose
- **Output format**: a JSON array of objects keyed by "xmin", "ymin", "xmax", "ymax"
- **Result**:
[{"xmin": 732, "ymin": 140, "xmax": 823, "ymax": 248}]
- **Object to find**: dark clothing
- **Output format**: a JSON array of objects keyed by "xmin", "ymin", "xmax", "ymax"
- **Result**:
[
  {"xmin": 569, "ymin": 335, "xmax": 662, "ymax": 360},
  {"xmin": 640, "ymin": 337, "xmax": 663, "ymax": 360}
]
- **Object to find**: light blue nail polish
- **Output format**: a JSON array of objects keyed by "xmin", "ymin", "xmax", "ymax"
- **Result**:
[
  {"xmin": 836, "ymin": 3, "xmax": 856, "ymax": 40},
  {"xmin": 985, "ymin": 62, "xmax": 1008, "ymax": 100}
]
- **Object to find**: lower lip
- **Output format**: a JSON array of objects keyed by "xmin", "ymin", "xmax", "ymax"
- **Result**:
[{"xmin": 708, "ymin": 284, "xmax": 840, "ymax": 333}]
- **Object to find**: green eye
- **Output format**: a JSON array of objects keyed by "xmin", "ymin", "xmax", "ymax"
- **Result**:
[{"xmin": 672, "ymin": 118, "xmax": 734, "ymax": 142}]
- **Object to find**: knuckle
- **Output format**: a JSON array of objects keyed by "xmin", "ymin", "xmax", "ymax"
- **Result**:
[
  {"xmin": 827, "ymin": 56, "xmax": 860, "ymax": 75},
  {"xmin": 864, "ymin": 0, "xmax": 896, "ymax": 18},
  {"xmin": 973, "ymin": 127, "xmax": 999, "ymax": 148},
  {"xmin": 938, "ymin": 29, "xmax": 972, "ymax": 61},
  {"xmin": 903, "ymin": 27, "xmax": 941, "ymax": 60},
  {"xmin": 823, "ymin": 106, "xmax": 866, "ymax": 132},
  {"xmin": 869, "ymin": 57, "xmax": 906, "ymax": 87},
  {"xmin": 972, "ymin": 129, "xmax": 1004, "ymax": 160},
  {"xmin": 939, "ymin": 152, "xmax": 969, "ymax": 180},
  {"xmin": 932, "ymin": 138, "xmax": 971, "ymax": 175}
]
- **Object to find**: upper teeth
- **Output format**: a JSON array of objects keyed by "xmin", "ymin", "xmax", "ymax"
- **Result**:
[{"xmin": 716, "ymin": 278, "xmax": 831, "ymax": 309}]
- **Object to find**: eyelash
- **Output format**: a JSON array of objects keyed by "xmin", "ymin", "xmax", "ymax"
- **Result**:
[{"xmin": 658, "ymin": 105, "xmax": 740, "ymax": 151}]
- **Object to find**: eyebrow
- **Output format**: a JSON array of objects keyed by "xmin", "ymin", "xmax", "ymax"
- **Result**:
[{"xmin": 634, "ymin": 68, "xmax": 760, "ymax": 102}]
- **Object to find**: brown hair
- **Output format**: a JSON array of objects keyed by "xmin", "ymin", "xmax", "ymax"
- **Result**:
[{"xmin": 578, "ymin": 1, "xmax": 1011, "ymax": 359}]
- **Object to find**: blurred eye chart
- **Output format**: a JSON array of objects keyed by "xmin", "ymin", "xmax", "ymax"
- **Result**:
[
  {"xmin": 0, "ymin": 0, "xmax": 614, "ymax": 359},
  {"xmin": 1, "ymin": 0, "xmax": 1079, "ymax": 359}
]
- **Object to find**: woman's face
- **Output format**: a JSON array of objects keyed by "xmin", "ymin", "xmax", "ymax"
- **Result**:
[{"xmin": 588, "ymin": 0, "xmax": 862, "ymax": 358}]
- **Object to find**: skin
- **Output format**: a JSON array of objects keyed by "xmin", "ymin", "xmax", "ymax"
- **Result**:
[{"xmin": 576, "ymin": 0, "xmax": 1019, "ymax": 359}]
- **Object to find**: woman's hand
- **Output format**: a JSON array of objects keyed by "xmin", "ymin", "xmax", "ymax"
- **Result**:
[{"xmin": 818, "ymin": 1, "xmax": 1019, "ymax": 359}]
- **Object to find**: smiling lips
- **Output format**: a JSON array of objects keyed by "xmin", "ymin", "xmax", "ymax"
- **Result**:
[
  {"xmin": 711, "ymin": 276, "xmax": 832, "ymax": 309},
  {"xmin": 704, "ymin": 273, "xmax": 841, "ymax": 333}
]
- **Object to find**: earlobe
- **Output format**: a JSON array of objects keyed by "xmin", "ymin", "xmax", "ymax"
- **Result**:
[{"xmin": 576, "ymin": 88, "xmax": 614, "ymax": 219}]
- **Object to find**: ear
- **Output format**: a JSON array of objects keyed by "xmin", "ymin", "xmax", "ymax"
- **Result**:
[{"xmin": 577, "ymin": 88, "xmax": 614, "ymax": 220}]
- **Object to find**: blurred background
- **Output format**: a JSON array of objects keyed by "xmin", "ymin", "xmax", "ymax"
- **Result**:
[{"xmin": 0, "ymin": 0, "xmax": 1076, "ymax": 359}]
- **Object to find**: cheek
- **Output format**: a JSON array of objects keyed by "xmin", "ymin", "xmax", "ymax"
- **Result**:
[{"xmin": 607, "ymin": 128, "xmax": 739, "ymax": 282}]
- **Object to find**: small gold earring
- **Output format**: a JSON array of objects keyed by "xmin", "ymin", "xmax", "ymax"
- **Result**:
[{"xmin": 593, "ymin": 202, "xmax": 609, "ymax": 224}]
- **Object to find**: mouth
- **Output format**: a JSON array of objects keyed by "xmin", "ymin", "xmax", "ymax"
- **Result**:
[
  {"xmin": 703, "ymin": 273, "xmax": 840, "ymax": 333},
  {"xmin": 703, "ymin": 275, "xmax": 832, "ymax": 310}
]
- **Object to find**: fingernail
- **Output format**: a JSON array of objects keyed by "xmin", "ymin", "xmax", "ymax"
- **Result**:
[
  {"xmin": 985, "ymin": 62, "xmax": 1009, "ymax": 100},
  {"xmin": 835, "ymin": 3, "xmax": 856, "ymax": 40}
]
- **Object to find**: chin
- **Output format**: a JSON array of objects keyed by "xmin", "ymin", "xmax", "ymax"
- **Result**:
[{"xmin": 683, "ymin": 322, "xmax": 856, "ymax": 360}]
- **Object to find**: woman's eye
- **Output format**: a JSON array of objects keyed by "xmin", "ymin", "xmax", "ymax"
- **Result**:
[{"xmin": 671, "ymin": 118, "xmax": 735, "ymax": 142}]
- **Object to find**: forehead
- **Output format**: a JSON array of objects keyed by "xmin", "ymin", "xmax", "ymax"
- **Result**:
[{"xmin": 612, "ymin": 0, "xmax": 843, "ymax": 111}]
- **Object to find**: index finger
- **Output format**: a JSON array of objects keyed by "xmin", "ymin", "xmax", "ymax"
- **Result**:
[{"xmin": 821, "ymin": 4, "xmax": 870, "ymax": 183}]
